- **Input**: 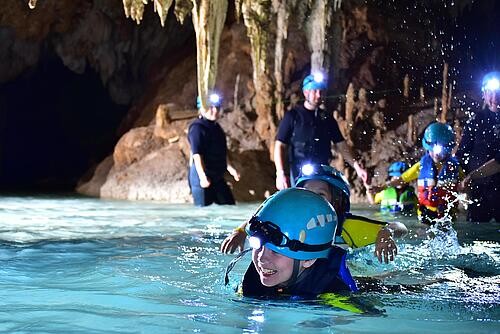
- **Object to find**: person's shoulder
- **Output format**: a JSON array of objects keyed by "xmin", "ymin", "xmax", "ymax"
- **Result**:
[{"xmin": 188, "ymin": 117, "xmax": 207, "ymax": 132}]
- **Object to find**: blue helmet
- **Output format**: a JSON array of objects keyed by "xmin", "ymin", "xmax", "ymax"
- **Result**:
[
  {"xmin": 246, "ymin": 188, "xmax": 337, "ymax": 260},
  {"xmin": 422, "ymin": 122, "xmax": 455, "ymax": 155},
  {"xmin": 196, "ymin": 93, "xmax": 222, "ymax": 109},
  {"xmin": 388, "ymin": 161, "xmax": 409, "ymax": 177},
  {"xmin": 481, "ymin": 71, "xmax": 500, "ymax": 92},
  {"xmin": 295, "ymin": 164, "xmax": 350, "ymax": 214},
  {"xmin": 302, "ymin": 72, "xmax": 327, "ymax": 91}
]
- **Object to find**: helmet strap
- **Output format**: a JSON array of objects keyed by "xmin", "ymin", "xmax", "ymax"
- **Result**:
[{"xmin": 278, "ymin": 259, "xmax": 301, "ymax": 288}]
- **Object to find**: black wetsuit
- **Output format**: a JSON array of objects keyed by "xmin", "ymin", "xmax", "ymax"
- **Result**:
[
  {"xmin": 276, "ymin": 105, "xmax": 345, "ymax": 184},
  {"xmin": 240, "ymin": 246, "xmax": 357, "ymax": 299},
  {"xmin": 188, "ymin": 117, "xmax": 235, "ymax": 206},
  {"xmin": 456, "ymin": 107, "xmax": 500, "ymax": 222}
]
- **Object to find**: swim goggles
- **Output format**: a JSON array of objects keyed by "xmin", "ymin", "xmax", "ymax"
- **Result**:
[{"xmin": 247, "ymin": 216, "xmax": 331, "ymax": 252}]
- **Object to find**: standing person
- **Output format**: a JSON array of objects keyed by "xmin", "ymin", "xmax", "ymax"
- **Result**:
[
  {"xmin": 456, "ymin": 71, "xmax": 500, "ymax": 222},
  {"xmin": 188, "ymin": 93, "xmax": 240, "ymax": 207},
  {"xmin": 274, "ymin": 72, "xmax": 368, "ymax": 189}
]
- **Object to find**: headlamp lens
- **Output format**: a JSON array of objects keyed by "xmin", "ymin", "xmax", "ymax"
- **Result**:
[
  {"xmin": 313, "ymin": 72, "xmax": 324, "ymax": 84},
  {"xmin": 301, "ymin": 164, "xmax": 315, "ymax": 176},
  {"xmin": 248, "ymin": 236, "xmax": 262, "ymax": 249},
  {"xmin": 433, "ymin": 144, "xmax": 443, "ymax": 155},
  {"xmin": 209, "ymin": 93, "xmax": 221, "ymax": 106},
  {"xmin": 484, "ymin": 78, "xmax": 500, "ymax": 92}
]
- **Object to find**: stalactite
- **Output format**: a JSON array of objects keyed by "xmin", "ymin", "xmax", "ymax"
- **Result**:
[
  {"xmin": 121, "ymin": 0, "xmax": 182, "ymax": 26},
  {"xmin": 122, "ymin": 0, "xmax": 147, "ymax": 25},
  {"xmin": 403, "ymin": 74, "xmax": 409, "ymax": 98},
  {"xmin": 305, "ymin": 0, "xmax": 332, "ymax": 72},
  {"xmin": 273, "ymin": 0, "xmax": 297, "ymax": 120},
  {"xmin": 174, "ymin": 0, "xmax": 193, "ymax": 24},
  {"xmin": 191, "ymin": 0, "xmax": 228, "ymax": 109},
  {"xmin": 434, "ymin": 97, "xmax": 439, "ymax": 120},
  {"xmin": 234, "ymin": 74, "xmax": 241, "ymax": 111},
  {"xmin": 356, "ymin": 87, "xmax": 367, "ymax": 121},
  {"xmin": 154, "ymin": 0, "xmax": 174, "ymax": 27},
  {"xmin": 441, "ymin": 62, "xmax": 448, "ymax": 123},
  {"xmin": 407, "ymin": 114, "xmax": 415, "ymax": 144},
  {"xmin": 240, "ymin": 0, "xmax": 275, "ymax": 143},
  {"xmin": 345, "ymin": 83, "xmax": 354, "ymax": 145},
  {"xmin": 447, "ymin": 84, "xmax": 452, "ymax": 109},
  {"xmin": 420, "ymin": 86, "xmax": 425, "ymax": 102}
]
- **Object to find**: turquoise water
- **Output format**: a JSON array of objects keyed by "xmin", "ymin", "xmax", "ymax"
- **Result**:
[{"xmin": 0, "ymin": 195, "xmax": 498, "ymax": 333}]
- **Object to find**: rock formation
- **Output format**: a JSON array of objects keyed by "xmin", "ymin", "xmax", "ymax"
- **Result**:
[{"xmin": 1, "ymin": 0, "xmax": 491, "ymax": 203}]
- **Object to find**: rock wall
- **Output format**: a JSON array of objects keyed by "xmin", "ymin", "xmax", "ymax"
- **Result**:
[{"xmin": 1, "ymin": 0, "xmax": 474, "ymax": 203}]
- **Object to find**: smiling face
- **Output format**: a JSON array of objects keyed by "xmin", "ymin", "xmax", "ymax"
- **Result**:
[
  {"xmin": 251, "ymin": 245, "xmax": 316, "ymax": 287},
  {"xmin": 252, "ymin": 245, "xmax": 295, "ymax": 287}
]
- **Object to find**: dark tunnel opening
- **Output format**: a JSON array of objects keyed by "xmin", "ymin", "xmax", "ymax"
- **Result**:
[{"xmin": 0, "ymin": 51, "xmax": 129, "ymax": 193}]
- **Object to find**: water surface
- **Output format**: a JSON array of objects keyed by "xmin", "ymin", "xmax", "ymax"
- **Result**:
[{"xmin": 0, "ymin": 195, "xmax": 498, "ymax": 333}]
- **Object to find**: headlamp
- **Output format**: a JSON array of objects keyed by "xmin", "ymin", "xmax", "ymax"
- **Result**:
[
  {"xmin": 313, "ymin": 72, "xmax": 325, "ymax": 84},
  {"xmin": 483, "ymin": 78, "xmax": 500, "ymax": 92},
  {"xmin": 432, "ymin": 144, "xmax": 443, "ymax": 155},
  {"xmin": 248, "ymin": 236, "xmax": 262, "ymax": 250},
  {"xmin": 209, "ymin": 93, "xmax": 221, "ymax": 106},
  {"xmin": 301, "ymin": 163, "xmax": 315, "ymax": 176}
]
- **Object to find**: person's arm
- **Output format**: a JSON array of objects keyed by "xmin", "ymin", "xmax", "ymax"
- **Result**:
[
  {"xmin": 226, "ymin": 157, "xmax": 240, "ymax": 182},
  {"xmin": 220, "ymin": 221, "xmax": 247, "ymax": 254},
  {"xmin": 334, "ymin": 141, "xmax": 368, "ymax": 183},
  {"xmin": 274, "ymin": 140, "xmax": 290, "ymax": 190},
  {"xmin": 467, "ymin": 158, "xmax": 500, "ymax": 179},
  {"xmin": 377, "ymin": 162, "xmax": 420, "ymax": 190},
  {"xmin": 459, "ymin": 158, "xmax": 500, "ymax": 191},
  {"xmin": 192, "ymin": 154, "xmax": 210, "ymax": 188}
]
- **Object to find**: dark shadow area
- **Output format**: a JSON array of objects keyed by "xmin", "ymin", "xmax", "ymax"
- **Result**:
[{"xmin": 0, "ymin": 50, "xmax": 128, "ymax": 192}]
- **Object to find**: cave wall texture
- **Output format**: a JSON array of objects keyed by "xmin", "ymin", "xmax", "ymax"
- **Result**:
[{"xmin": 0, "ymin": 0, "xmax": 498, "ymax": 202}]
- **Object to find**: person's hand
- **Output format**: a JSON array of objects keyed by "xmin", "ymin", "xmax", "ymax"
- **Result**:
[
  {"xmin": 275, "ymin": 171, "xmax": 290, "ymax": 190},
  {"xmin": 220, "ymin": 228, "xmax": 246, "ymax": 254},
  {"xmin": 354, "ymin": 161, "xmax": 368, "ymax": 184},
  {"xmin": 374, "ymin": 227, "xmax": 398, "ymax": 264},
  {"xmin": 228, "ymin": 167, "xmax": 240, "ymax": 182},
  {"xmin": 199, "ymin": 174, "xmax": 211, "ymax": 188}
]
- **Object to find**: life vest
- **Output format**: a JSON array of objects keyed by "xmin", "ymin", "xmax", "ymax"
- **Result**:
[
  {"xmin": 379, "ymin": 186, "xmax": 417, "ymax": 214},
  {"xmin": 240, "ymin": 246, "xmax": 357, "ymax": 299},
  {"xmin": 417, "ymin": 153, "xmax": 459, "ymax": 216},
  {"xmin": 339, "ymin": 214, "xmax": 386, "ymax": 248}
]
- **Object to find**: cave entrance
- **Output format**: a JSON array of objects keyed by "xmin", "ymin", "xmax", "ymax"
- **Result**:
[{"xmin": 0, "ymin": 52, "xmax": 128, "ymax": 193}]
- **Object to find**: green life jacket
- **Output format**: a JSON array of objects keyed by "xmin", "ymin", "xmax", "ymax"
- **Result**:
[{"xmin": 380, "ymin": 186, "xmax": 416, "ymax": 214}]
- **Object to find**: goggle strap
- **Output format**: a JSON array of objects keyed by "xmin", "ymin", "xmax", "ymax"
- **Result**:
[
  {"xmin": 287, "ymin": 240, "xmax": 332, "ymax": 252},
  {"xmin": 224, "ymin": 248, "xmax": 252, "ymax": 286}
]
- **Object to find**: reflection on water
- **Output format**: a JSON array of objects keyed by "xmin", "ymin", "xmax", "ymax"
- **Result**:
[{"xmin": 0, "ymin": 195, "xmax": 498, "ymax": 333}]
